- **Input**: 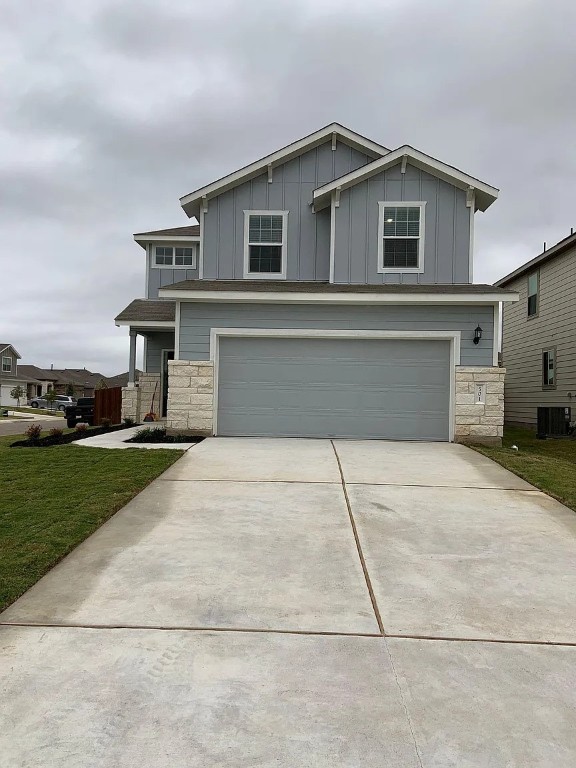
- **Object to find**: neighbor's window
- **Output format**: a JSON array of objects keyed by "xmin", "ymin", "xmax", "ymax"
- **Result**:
[
  {"xmin": 378, "ymin": 202, "xmax": 425, "ymax": 272},
  {"xmin": 2, "ymin": 356, "xmax": 11, "ymax": 372},
  {"xmin": 244, "ymin": 211, "xmax": 287, "ymax": 277},
  {"xmin": 542, "ymin": 348, "xmax": 556, "ymax": 388},
  {"xmin": 528, "ymin": 271, "xmax": 539, "ymax": 317},
  {"xmin": 154, "ymin": 246, "xmax": 196, "ymax": 267}
]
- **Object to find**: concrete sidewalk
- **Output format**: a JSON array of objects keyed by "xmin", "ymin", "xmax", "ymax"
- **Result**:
[{"xmin": 1, "ymin": 438, "xmax": 576, "ymax": 766}]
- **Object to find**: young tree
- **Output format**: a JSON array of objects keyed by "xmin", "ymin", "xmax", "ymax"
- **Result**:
[
  {"xmin": 44, "ymin": 389, "xmax": 57, "ymax": 411},
  {"xmin": 65, "ymin": 383, "xmax": 75, "ymax": 397},
  {"xmin": 10, "ymin": 385, "xmax": 25, "ymax": 407}
]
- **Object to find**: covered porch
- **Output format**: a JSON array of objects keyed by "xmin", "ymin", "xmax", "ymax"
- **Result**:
[{"xmin": 114, "ymin": 300, "xmax": 176, "ymax": 424}]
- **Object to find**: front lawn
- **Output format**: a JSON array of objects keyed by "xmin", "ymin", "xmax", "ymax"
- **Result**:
[
  {"xmin": 0, "ymin": 432, "xmax": 183, "ymax": 611},
  {"xmin": 473, "ymin": 426, "xmax": 576, "ymax": 513}
]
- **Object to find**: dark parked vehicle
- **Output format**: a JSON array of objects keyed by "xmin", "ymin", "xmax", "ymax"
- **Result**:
[
  {"xmin": 64, "ymin": 397, "xmax": 94, "ymax": 428},
  {"xmin": 29, "ymin": 394, "xmax": 76, "ymax": 411}
]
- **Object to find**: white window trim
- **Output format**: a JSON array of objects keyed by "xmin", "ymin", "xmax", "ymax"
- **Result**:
[
  {"xmin": 153, "ymin": 244, "xmax": 198, "ymax": 270},
  {"xmin": 2, "ymin": 356, "xmax": 12, "ymax": 373},
  {"xmin": 243, "ymin": 210, "xmax": 288, "ymax": 279},
  {"xmin": 377, "ymin": 201, "xmax": 426, "ymax": 274},
  {"xmin": 209, "ymin": 327, "xmax": 460, "ymax": 441}
]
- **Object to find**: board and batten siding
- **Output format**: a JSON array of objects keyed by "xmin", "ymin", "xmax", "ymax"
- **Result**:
[
  {"xmin": 145, "ymin": 332, "xmax": 175, "ymax": 373},
  {"xmin": 502, "ymin": 244, "xmax": 576, "ymax": 426},
  {"xmin": 201, "ymin": 142, "xmax": 371, "ymax": 281},
  {"xmin": 333, "ymin": 164, "xmax": 471, "ymax": 285},
  {"xmin": 178, "ymin": 302, "xmax": 494, "ymax": 366},
  {"xmin": 147, "ymin": 242, "xmax": 199, "ymax": 299}
]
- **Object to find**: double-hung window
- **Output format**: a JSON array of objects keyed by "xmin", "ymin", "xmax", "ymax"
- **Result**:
[
  {"xmin": 244, "ymin": 211, "xmax": 288, "ymax": 278},
  {"xmin": 378, "ymin": 202, "xmax": 425, "ymax": 273},
  {"xmin": 527, "ymin": 271, "xmax": 539, "ymax": 317},
  {"xmin": 542, "ymin": 347, "xmax": 556, "ymax": 388},
  {"xmin": 154, "ymin": 245, "xmax": 197, "ymax": 268},
  {"xmin": 2, "ymin": 356, "xmax": 12, "ymax": 373}
]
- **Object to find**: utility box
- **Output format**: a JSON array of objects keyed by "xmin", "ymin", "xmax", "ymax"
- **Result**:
[{"xmin": 537, "ymin": 406, "xmax": 571, "ymax": 438}]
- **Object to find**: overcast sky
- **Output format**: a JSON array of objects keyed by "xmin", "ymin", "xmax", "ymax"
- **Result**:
[{"xmin": 1, "ymin": 0, "xmax": 575, "ymax": 375}]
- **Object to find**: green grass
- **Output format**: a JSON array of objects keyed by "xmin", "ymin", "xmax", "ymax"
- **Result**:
[
  {"xmin": 11, "ymin": 406, "xmax": 65, "ymax": 416},
  {"xmin": 0, "ymin": 431, "xmax": 183, "ymax": 611},
  {"xmin": 473, "ymin": 426, "xmax": 576, "ymax": 512}
]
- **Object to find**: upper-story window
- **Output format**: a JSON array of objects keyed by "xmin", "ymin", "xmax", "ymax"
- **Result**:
[
  {"xmin": 377, "ymin": 202, "xmax": 425, "ymax": 273},
  {"xmin": 243, "ymin": 211, "xmax": 288, "ymax": 279},
  {"xmin": 527, "ymin": 271, "xmax": 539, "ymax": 317},
  {"xmin": 2, "ymin": 356, "xmax": 12, "ymax": 372},
  {"xmin": 153, "ymin": 245, "xmax": 197, "ymax": 268}
]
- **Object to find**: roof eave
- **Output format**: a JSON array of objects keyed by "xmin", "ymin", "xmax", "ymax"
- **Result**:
[
  {"xmin": 313, "ymin": 146, "xmax": 499, "ymax": 212},
  {"xmin": 179, "ymin": 123, "xmax": 390, "ymax": 218},
  {"xmin": 495, "ymin": 233, "xmax": 576, "ymax": 286}
]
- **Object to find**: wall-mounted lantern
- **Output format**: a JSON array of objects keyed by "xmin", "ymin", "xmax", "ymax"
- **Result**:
[{"xmin": 473, "ymin": 325, "xmax": 483, "ymax": 345}]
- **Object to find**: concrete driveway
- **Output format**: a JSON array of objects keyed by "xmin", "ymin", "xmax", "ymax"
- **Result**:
[{"xmin": 2, "ymin": 438, "xmax": 576, "ymax": 766}]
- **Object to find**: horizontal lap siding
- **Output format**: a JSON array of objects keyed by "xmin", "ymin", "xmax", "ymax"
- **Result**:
[
  {"xmin": 145, "ymin": 332, "xmax": 175, "ymax": 373},
  {"xmin": 179, "ymin": 302, "xmax": 494, "ymax": 366},
  {"xmin": 502, "ymin": 246, "xmax": 576, "ymax": 426}
]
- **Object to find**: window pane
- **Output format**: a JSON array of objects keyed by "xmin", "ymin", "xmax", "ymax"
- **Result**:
[
  {"xmin": 543, "ymin": 349, "xmax": 555, "ymax": 385},
  {"xmin": 175, "ymin": 247, "xmax": 194, "ymax": 266},
  {"xmin": 249, "ymin": 244, "xmax": 282, "ymax": 273},
  {"xmin": 383, "ymin": 239, "xmax": 419, "ymax": 268},
  {"xmin": 249, "ymin": 214, "xmax": 283, "ymax": 243},
  {"xmin": 528, "ymin": 272, "xmax": 538, "ymax": 296},
  {"xmin": 528, "ymin": 294, "xmax": 537, "ymax": 316},
  {"xmin": 383, "ymin": 206, "xmax": 420, "ymax": 237}
]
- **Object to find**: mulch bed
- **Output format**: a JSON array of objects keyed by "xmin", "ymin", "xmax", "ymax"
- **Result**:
[
  {"xmin": 125, "ymin": 427, "xmax": 204, "ymax": 445},
  {"xmin": 11, "ymin": 424, "xmax": 129, "ymax": 448}
]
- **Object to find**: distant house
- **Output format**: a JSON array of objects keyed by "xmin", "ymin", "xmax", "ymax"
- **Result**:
[
  {"xmin": 0, "ymin": 344, "xmax": 29, "ymax": 406},
  {"xmin": 17, "ymin": 365, "xmax": 60, "ymax": 400},
  {"xmin": 495, "ymin": 232, "xmax": 576, "ymax": 430},
  {"xmin": 16, "ymin": 364, "xmax": 140, "ymax": 401}
]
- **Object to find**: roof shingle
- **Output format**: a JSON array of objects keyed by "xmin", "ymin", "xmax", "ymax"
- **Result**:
[{"xmin": 115, "ymin": 299, "xmax": 176, "ymax": 323}]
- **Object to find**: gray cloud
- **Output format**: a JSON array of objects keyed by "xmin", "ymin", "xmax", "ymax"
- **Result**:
[{"xmin": 1, "ymin": 0, "xmax": 575, "ymax": 373}]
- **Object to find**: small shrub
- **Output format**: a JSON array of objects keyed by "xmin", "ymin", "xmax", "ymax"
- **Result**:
[
  {"xmin": 75, "ymin": 423, "xmax": 88, "ymax": 433},
  {"xmin": 100, "ymin": 417, "xmax": 111, "ymax": 428},
  {"xmin": 49, "ymin": 427, "xmax": 64, "ymax": 441},
  {"xmin": 123, "ymin": 417, "xmax": 135, "ymax": 427},
  {"xmin": 25, "ymin": 424, "xmax": 42, "ymax": 442}
]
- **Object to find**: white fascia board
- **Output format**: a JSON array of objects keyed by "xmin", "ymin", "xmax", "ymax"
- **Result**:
[
  {"xmin": 115, "ymin": 320, "xmax": 176, "ymax": 328},
  {"xmin": 179, "ymin": 123, "xmax": 390, "ymax": 217},
  {"xmin": 134, "ymin": 235, "xmax": 200, "ymax": 243},
  {"xmin": 157, "ymin": 289, "xmax": 518, "ymax": 305},
  {"xmin": 313, "ymin": 146, "xmax": 499, "ymax": 212}
]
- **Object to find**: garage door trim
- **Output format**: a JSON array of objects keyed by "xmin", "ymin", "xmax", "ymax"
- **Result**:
[{"xmin": 210, "ymin": 328, "xmax": 461, "ymax": 440}]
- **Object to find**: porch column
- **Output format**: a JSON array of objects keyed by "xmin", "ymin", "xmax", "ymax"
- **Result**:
[{"xmin": 128, "ymin": 331, "xmax": 137, "ymax": 388}]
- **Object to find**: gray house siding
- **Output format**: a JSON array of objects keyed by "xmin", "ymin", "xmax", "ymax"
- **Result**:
[
  {"xmin": 147, "ymin": 242, "xmax": 199, "ymax": 299},
  {"xmin": 1, "ymin": 350, "xmax": 18, "ymax": 376},
  {"xmin": 333, "ymin": 164, "xmax": 471, "ymax": 285},
  {"xmin": 179, "ymin": 302, "xmax": 494, "ymax": 366},
  {"xmin": 202, "ymin": 142, "xmax": 371, "ymax": 281},
  {"xmin": 145, "ymin": 332, "xmax": 175, "ymax": 373},
  {"xmin": 502, "ymin": 245, "xmax": 576, "ymax": 426}
]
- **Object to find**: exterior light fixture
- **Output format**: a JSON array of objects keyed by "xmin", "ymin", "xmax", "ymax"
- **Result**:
[{"xmin": 473, "ymin": 325, "xmax": 483, "ymax": 345}]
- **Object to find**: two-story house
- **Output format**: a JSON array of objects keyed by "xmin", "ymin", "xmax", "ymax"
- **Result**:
[
  {"xmin": 115, "ymin": 123, "xmax": 517, "ymax": 444},
  {"xmin": 0, "ymin": 344, "xmax": 29, "ymax": 406},
  {"xmin": 495, "ymin": 232, "xmax": 576, "ymax": 431}
]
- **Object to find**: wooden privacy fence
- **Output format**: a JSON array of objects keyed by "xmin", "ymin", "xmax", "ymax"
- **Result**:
[{"xmin": 94, "ymin": 386, "xmax": 122, "ymax": 426}]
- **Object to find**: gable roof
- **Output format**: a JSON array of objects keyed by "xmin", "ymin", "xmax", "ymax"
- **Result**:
[
  {"xmin": 494, "ymin": 231, "xmax": 576, "ymax": 287},
  {"xmin": 179, "ymin": 123, "xmax": 390, "ymax": 218},
  {"xmin": 115, "ymin": 299, "xmax": 176, "ymax": 325},
  {"xmin": 313, "ymin": 145, "xmax": 499, "ymax": 212},
  {"xmin": 0, "ymin": 343, "xmax": 21, "ymax": 359},
  {"xmin": 133, "ymin": 224, "xmax": 200, "ymax": 249}
]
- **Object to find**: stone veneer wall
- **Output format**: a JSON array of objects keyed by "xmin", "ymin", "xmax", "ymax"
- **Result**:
[
  {"xmin": 454, "ymin": 366, "xmax": 505, "ymax": 445},
  {"xmin": 165, "ymin": 360, "xmax": 214, "ymax": 435},
  {"xmin": 121, "ymin": 373, "xmax": 161, "ymax": 423}
]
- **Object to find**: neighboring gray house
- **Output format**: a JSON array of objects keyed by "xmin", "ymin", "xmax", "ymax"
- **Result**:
[
  {"xmin": 116, "ymin": 123, "xmax": 518, "ymax": 444},
  {"xmin": 495, "ymin": 232, "xmax": 576, "ymax": 430},
  {"xmin": 0, "ymin": 344, "xmax": 29, "ymax": 406}
]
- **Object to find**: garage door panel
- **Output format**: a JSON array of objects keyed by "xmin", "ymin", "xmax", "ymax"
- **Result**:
[{"xmin": 217, "ymin": 337, "xmax": 451, "ymax": 440}]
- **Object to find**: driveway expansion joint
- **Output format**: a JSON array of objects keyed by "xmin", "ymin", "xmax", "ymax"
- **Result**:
[{"xmin": 330, "ymin": 440, "xmax": 385, "ymax": 635}]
